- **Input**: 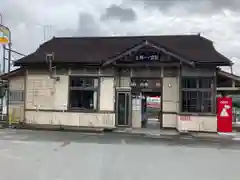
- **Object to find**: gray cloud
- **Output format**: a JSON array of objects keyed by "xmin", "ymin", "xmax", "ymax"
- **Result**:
[
  {"xmin": 0, "ymin": 1, "xmax": 36, "ymax": 27},
  {"xmin": 76, "ymin": 13, "xmax": 103, "ymax": 36},
  {"xmin": 209, "ymin": 0, "xmax": 240, "ymax": 11},
  {"xmin": 1, "ymin": 0, "xmax": 240, "ymax": 75},
  {"xmin": 127, "ymin": 0, "xmax": 240, "ymax": 15},
  {"xmin": 101, "ymin": 4, "xmax": 136, "ymax": 22},
  {"xmin": 55, "ymin": 28, "xmax": 76, "ymax": 37}
]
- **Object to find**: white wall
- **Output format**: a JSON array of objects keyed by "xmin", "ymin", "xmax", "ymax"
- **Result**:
[
  {"xmin": 177, "ymin": 115, "xmax": 217, "ymax": 132},
  {"xmin": 162, "ymin": 114, "xmax": 177, "ymax": 128},
  {"xmin": 162, "ymin": 77, "xmax": 179, "ymax": 128},
  {"xmin": 132, "ymin": 97, "xmax": 141, "ymax": 128},
  {"xmin": 99, "ymin": 77, "xmax": 115, "ymax": 111},
  {"xmin": 9, "ymin": 76, "xmax": 25, "ymax": 90},
  {"xmin": 25, "ymin": 71, "xmax": 116, "ymax": 128},
  {"xmin": 26, "ymin": 72, "xmax": 68, "ymax": 110},
  {"xmin": 25, "ymin": 111, "xmax": 115, "ymax": 128}
]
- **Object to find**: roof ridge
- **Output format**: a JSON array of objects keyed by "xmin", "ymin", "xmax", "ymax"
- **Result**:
[{"xmin": 53, "ymin": 34, "xmax": 201, "ymax": 40}]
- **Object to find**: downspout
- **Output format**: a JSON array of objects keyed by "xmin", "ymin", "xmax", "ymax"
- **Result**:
[
  {"xmin": 230, "ymin": 63, "xmax": 235, "ymax": 88},
  {"xmin": 45, "ymin": 53, "xmax": 60, "ymax": 81}
]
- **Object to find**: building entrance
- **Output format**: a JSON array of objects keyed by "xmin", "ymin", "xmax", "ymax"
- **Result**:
[
  {"xmin": 115, "ymin": 90, "xmax": 131, "ymax": 126},
  {"xmin": 141, "ymin": 92, "xmax": 161, "ymax": 129},
  {"xmin": 131, "ymin": 78, "xmax": 162, "ymax": 129}
]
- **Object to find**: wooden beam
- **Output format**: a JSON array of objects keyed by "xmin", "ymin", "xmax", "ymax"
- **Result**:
[
  {"xmin": 217, "ymin": 87, "xmax": 240, "ymax": 91},
  {"xmin": 146, "ymin": 42, "xmax": 194, "ymax": 66},
  {"xmin": 102, "ymin": 42, "xmax": 146, "ymax": 66},
  {"xmin": 102, "ymin": 40, "xmax": 195, "ymax": 67},
  {"xmin": 113, "ymin": 62, "xmax": 180, "ymax": 68}
]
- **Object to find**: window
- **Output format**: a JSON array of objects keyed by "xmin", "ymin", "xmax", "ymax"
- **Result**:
[
  {"xmin": 9, "ymin": 90, "xmax": 24, "ymax": 104},
  {"xmin": 182, "ymin": 77, "xmax": 197, "ymax": 88},
  {"xmin": 181, "ymin": 77, "xmax": 213, "ymax": 113},
  {"xmin": 68, "ymin": 77, "xmax": 98, "ymax": 110}
]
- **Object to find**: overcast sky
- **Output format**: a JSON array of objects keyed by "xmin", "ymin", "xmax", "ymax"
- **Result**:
[{"xmin": 1, "ymin": 0, "xmax": 240, "ymax": 74}]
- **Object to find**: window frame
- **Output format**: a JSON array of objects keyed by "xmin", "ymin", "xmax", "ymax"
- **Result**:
[
  {"xmin": 68, "ymin": 76, "xmax": 99, "ymax": 112},
  {"xmin": 180, "ymin": 77, "xmax": 215, "ymax": 114},
  {"xmin": 9, "ymin": 90, "xmax": 24, "ymax": 104}
]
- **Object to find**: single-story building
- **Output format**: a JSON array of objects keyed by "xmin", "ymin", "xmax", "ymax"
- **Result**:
[{"xmin": 2, "ymin": 34, "xmax": 239, "ymax": 132}]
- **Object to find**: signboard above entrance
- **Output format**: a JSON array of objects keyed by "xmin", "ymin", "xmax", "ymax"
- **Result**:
[
  {"xmin": 134, "ymin": 48, "xmax": 161, "ymax": 61},
  {"xmin": 135, "ymin": 54, "xmax": 160, "ymax": 61},
  {"xmin": 131, "ymin": 78, "xmax": 161, "ymax": 90}
]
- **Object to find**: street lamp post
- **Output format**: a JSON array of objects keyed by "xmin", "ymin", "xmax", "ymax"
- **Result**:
[
  {"xmin": 0, "ymin": 13, "xmax": 2, "ymax": 24},
  {"xmin": 0, "ymin": 13, "xmax": 3, "ymax": 73},
  {"xmin": 6, "ymin": 27, "xmax": 11, "ymax": 126},
  {"xmin": 0, "ymin": 24, "xmax": 12, "ymax": 73},
  {"xmin": 0, "ymin": 24, "xmax": 11, "ymax": 124},
  {"xmin": 0, "ymin": 13, "xmax": 3, "ymax": 119}
]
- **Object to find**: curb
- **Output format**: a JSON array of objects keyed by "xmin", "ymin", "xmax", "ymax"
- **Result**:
[
  {"xmin": 114, "ymin": 131, "xmax": 189, "ymax": 139},
  {"xmin": 11, "ymin": 124, "xmax": 105, "ymax": 134},
  {"xmin": 113, "ymin": 131, "xmax": 238, "ymax": 143},
  {"xmin": 1, "ymin": 126, "xmax": 239, "ymax": 143}
]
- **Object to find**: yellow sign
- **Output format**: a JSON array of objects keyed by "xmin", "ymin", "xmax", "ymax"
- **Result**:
[{"xmin": 0, "ymin": 25, "xmax": 10, "ymax": 44}]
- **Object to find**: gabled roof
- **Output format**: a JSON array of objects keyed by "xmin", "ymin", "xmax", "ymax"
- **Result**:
[
  {"xmin": 217, "ymin": 69, "xmax": 240, "ymax": 82},
  {"xmin": 14, "ymin": 35, "xmax": 232, "ymax": 66},
  {"xmin": 0, "ymin": 68, "xmax": 25, "ymax": 80},
  {"xmin": 102, "ymin": 40, "xmax": 195, "ymax": 66}
]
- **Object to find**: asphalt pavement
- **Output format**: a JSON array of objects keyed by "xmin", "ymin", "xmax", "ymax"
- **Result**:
[
  {"xmin": 0, "ymin": 129, "xmax": 239, "ymax": 148},
  {"xmin": 0, "ymin": 129, "xmax": 240, "ymax": 180}
]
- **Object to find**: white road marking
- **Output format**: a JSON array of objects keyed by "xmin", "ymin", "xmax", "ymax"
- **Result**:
[
  {"xmin": 218, "ymin": 132, "xmax": 236, "ymax": 136},
  {"xmin": 0, "ymin": 149, "xmax": 9, "ymax": 153},
  {"xmin": 3, "ymin": 135, "xmax": 13, "ymax": 138},
  {"xmin": 11, "ymin": 140, "xmax": 35, "ymax": 144},
  {"xmin": 232, "ymin": 137, "xmax": 240, "ymax": 141},
  {"xmin": 17, "ymin": 135, "xmax": 28, "ymax": 140},
  {"xmin": 5, "ymin": 154, "xmax": 22, "ymax": 160}
]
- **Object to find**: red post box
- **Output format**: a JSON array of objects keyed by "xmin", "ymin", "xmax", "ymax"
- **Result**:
[{"xmin": 217, "ymin": 97, "xmax": 232, "ymax": 133}]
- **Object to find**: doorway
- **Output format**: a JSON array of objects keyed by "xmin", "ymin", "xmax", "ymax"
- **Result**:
[
  {"xmin": 141, "ymin": 92, "xmax": 162, "ymax": 129},
  {"xmin": 116, "ymin": 90, "xmax": 131, "ymax": 126}
]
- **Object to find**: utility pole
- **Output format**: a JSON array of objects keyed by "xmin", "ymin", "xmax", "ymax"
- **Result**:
[
  {"xmin": 2, "ymin": 45, "xmax": 5, "ymax": 74},
  {"xmin": 0, "ymin": 13, "xmax": 3, "ymax": 120}
]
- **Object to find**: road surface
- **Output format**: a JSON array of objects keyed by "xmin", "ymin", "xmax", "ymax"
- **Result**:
[{"xmin": 0, "ymin": 129, "xmax": 239, "ymax": 180}]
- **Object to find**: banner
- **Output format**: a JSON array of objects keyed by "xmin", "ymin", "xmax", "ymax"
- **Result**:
[
  {"xmin": 217, "ymin": 97, "xmax": 232, "ymax": 132},
  {"xmin": 0, "ymin": 25, "xmax": 10, "ymax": 44}
]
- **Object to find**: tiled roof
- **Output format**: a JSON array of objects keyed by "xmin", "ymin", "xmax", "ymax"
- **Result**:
[{"xmin": 14, "ymin": 35, "xmax": 232, "ymax": 66}]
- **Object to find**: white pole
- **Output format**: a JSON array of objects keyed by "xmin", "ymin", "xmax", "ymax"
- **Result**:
[{"xmin": 0, "ymin": 13, "xmax": 2, "ymax": 24}]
